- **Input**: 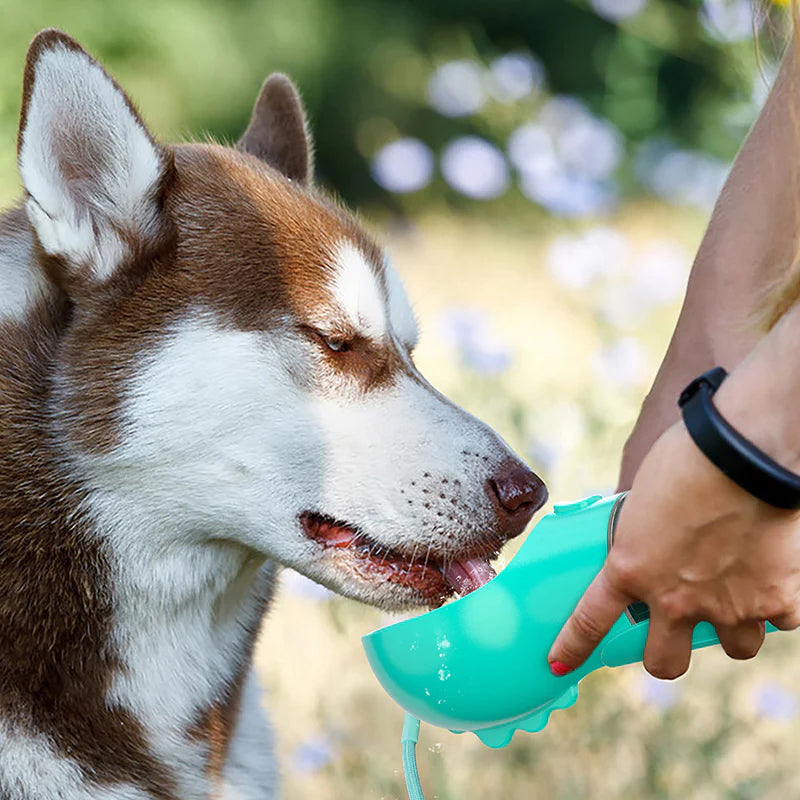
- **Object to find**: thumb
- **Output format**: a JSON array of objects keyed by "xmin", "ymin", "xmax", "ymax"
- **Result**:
[{"xmin": 547, "ymin": 567, "xmax": 632, "ymax": 675}]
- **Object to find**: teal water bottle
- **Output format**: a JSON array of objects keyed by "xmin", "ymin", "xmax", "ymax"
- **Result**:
[{"xmin": 363, "ymin": 493, "xmax": 780, "ymax": 748}]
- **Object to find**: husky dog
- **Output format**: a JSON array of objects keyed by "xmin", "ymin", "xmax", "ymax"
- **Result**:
[{"xmin": 0, "ymin": 29, "xmax": 547, "ymax": 799}]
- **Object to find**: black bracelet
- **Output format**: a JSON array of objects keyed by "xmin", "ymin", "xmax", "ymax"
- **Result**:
[{"xmin": 678, "ymin": 367, "xmax": 800, "ymax": 510}]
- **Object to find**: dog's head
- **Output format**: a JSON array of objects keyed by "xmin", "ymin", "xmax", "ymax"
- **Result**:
[{"xmin": 16, "ymin": 30, "xmax": 547, "ymax": 609}]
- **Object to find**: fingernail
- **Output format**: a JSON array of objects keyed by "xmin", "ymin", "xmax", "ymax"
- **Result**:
[{"xmin": 549, "ymin": 660, "xmax": 571, "ymax": 677}]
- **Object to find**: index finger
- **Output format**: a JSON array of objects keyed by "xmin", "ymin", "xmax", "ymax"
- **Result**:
[{"xmin": 547, "ymin": 566, "xmax": 632, "ymax": 675}]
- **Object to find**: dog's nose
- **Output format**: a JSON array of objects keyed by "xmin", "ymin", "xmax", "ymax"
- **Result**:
[{"xmin": 488, "ymin": 461, "xmax": 548, "ymax": 517}]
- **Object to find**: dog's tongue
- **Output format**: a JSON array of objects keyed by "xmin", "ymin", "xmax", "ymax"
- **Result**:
[{"xmin": 443, "ymin": 557, "xmax": 496, "ymax": 597}]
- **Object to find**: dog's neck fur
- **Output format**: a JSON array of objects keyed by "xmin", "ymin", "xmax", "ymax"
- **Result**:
[{"xmin": 0, "ymin": 227, "xmax": 276, "ymax": 796}]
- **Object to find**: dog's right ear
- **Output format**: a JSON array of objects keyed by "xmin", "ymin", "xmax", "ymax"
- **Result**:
[
  {"xmin": 17, "ymin": 29, "xmax": 171, "ymax": 295},
  {"xmin": 237, "ymin": 74, "xmax": 313, "ymax": 185}
]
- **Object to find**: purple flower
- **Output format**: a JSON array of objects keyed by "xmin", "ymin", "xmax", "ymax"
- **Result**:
[
  {"xmin": 547, "ymin": 228, "xmax": 628, "ymax": 289},
  {"xmin": 282, "ymin": 569, "xmax": 333, "ymax": 601},
  {"xmin": 290, "ymin": 734, "xmax": 336, "ymax": 774},
  {"xmin": 526, "ymin": 402, "xmax": 586, "ymax": 472},
  {"xmin": 509, "ymin": 98, "xmax": 624, "ymax": 218},
  {"xmin": 754, "ymin": 682, "xmax": 798, "ymax": 721},
  {"xmin": 438, "ymin": 307, "xmax": 512, "ymax": 375},
  {"xmin": 639, "ymin": 672, "xmax": 680, "ymax": 710},
  {"xmin": 636, "ymin": 141, "xmax": 729, "ymax": 212},
  {"xmin": 522, "ymin": 172, "xmax": 617, "ymax": 218},
  {"xmin": 527, "ymin": 438, "xmax": 563, "ymax": 473}
]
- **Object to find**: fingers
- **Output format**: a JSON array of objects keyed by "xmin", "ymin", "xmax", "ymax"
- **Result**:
[
  {"xmin": 715, "ymin": 620, "xmax": 765, "ymax": 660},
  {"xmin": 643, "ymin": 616, "xmax": 765, "ymax": 679},
  {"xmin": 548, "ymin": 567, "xmax": 631, "ymax": 675},
  {"xmin": 768, "ymin": 611, "xmax": 800, "ymax": 631},
  {"xmin": 643, "ymin": 613, "xmax": 694, "ymax": 679}
]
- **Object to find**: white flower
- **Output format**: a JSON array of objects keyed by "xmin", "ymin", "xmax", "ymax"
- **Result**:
[
  {"xmin": 700, "ymin": 0, "xmax": 757, "ymax": 43},
  {"xmin": 547, "ymin": 228, "xmax": 628, "ymax": 289},
  {"xmin": 441, "ymin": 136, "xmax": 509, "ymax": 200},
  {"xmin": 594, "ymin": 337, "xmax": 647, "ymax": 387},
  {"xmin": 597, "ymin": 285, "xmax": 646, "ymax": 330},
  {"xmin": 521, "ymin": 172, "xmax": 617, "ymax": 218},
  {"xmin": 556, "ymin": 113, "xmax": 624, "ymax": 181},
  {"xmin": 508, "ymin": 123, "xmax": 558, "ymax": 180},
  {"xmin": 526, "ymin": 437, "xmax": 563, "ymax": 473},
  {"xmin": 282, "ymin": 569, "xmax": 333, "ymax": 601},
  {"xmin": 371, "ymin": 138, "xmax": 434, "ymax": 194},
  {"xmin": 632, "ymin": 240, "xmax": 690, "ymax": 306},
  {"xmin": 489, "ymin": 53, "xmax": 545, "ymax": 102},
  {"xmin": 527, "ymin": 402, "xmax": 587, "ymax": 457},
  {"xmin": 639, "ymin": 671, "xmax": 680, "ymax": 710},
  {"xmin": 591, "ymin": 0, "xmax": 648, "ymax": 22},
  {"xmin": 511, "ymin": 97, "xmax": 624, "ymax": 217},
  {"xmin": 428, "ymin": 60, "xmax": 488, "ymax": 117}
]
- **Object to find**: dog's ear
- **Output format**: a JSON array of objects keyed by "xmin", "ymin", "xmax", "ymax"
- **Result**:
[
  {"xmin": 237, "ymin": 74, "xmax": 313, "ymax": 185},
  {"xmin": 17, "ymin": 29, "xmax": 171, "ymax": 293}
]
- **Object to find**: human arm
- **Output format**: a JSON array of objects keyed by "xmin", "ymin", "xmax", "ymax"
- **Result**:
[
  {"xmin": 618, "ymin": 39, "xmax": 800, "ymax": 490},
  {"xmin": 549, "ymin": 299, "xmax": 800, "ymax": 678}
]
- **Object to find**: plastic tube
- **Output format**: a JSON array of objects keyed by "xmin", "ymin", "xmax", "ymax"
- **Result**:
[{"xmin": 401, "ymin": 713, "xmax": 424, "ymax": 800}]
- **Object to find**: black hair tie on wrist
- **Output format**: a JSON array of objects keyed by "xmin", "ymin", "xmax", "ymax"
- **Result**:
[{"xmin": 678, "ymin": 367, "xmax": 800, "ymax": 510}]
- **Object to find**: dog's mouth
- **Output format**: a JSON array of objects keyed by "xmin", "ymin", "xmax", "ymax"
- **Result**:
[{"xmin": 300, "ymin": 512, "xmax": 500, "ymax": 606}]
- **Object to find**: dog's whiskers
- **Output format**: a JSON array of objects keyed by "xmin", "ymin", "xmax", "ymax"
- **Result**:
[
  {"xmin": 351, "ymin": 531, "xmax": 369, "ymax": 548},
  {"xmin": 406, "ymin": 541, "xmax": 420, "ymax": 578},
  {"xmin": 422, "ymin": 542, "xmax": 433, "ymax": 575}
]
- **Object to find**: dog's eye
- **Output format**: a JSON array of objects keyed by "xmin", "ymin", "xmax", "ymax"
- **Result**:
[
  {"xmin": 323, "ymin": 336, "xmax": 351, "ymax": 353},
  {"xmin": 301, "ymin": 325, "xmax": 354, "ymax": 354}
]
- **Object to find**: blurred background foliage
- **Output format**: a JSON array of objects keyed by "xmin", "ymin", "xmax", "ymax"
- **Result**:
[
  {"xmin": 0, "ymin": 0, "xmax": 788, "ymax": 212},
  {"xmin": 2, "ymin": 1, "xmax": 800, "ymax": 799}
]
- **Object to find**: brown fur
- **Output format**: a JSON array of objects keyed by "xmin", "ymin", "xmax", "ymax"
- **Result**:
[
  {"xmin": 58, "ymin": 142, "xmax": 401, "ymax": 454},
  {"xmin": 0, "ymin": 292, "xmax": 179, "ymax": 798}
]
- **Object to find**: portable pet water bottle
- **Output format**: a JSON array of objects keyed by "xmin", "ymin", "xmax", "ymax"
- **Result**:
[{"xmin": 362, "ymin": 493, "xmax": 780, "ymax": 799}]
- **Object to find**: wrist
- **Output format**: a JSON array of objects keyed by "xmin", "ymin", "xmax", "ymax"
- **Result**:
[
  {"xmin": 713, "ymin": 303, "xmax": 800, "ymax": 474},
  {"xmin": 655, "ymin": 421, "xmax": 765, "ymax": 517}
]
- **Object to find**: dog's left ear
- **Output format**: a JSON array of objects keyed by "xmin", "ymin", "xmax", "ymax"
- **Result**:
[
  {"xmin": 237, "ymin": 74, "xmax": 313, "ymax": 185},
  {"xmin": 17, "ymin": 29, "xmax": 171, "ymax": 293}
]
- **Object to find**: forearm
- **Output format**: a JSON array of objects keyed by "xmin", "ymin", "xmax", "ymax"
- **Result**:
[
  {"xmin": 683, "ymin": 39, "xmax": 800, "ymax": 356},
  {"xmin": 619, "ymin": 39, "xmax": 800, "ymax": 488}
]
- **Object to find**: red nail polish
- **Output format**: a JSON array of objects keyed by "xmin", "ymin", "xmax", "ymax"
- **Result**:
[{"xmin": 549, "ymin": 660, "xmax": 571, "ymax": 677}]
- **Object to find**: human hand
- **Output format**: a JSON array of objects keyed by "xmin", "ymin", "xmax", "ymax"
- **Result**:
[{"xmin": 549, "ymin": 420, "xmax": 800, "ymax": 679}]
